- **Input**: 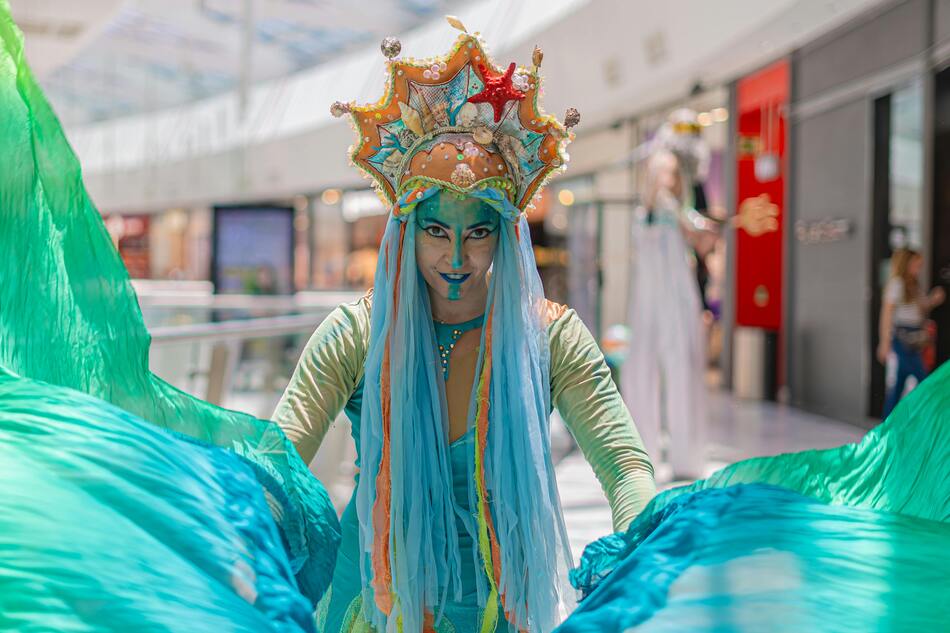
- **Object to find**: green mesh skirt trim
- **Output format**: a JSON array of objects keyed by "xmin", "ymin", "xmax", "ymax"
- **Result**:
[{"xmin": 336, "ymin": 594, "xmax": 460, "ymax": 633}]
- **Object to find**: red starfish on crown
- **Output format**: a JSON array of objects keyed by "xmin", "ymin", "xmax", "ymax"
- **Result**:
[{"xmin": 467, "ymin": 62, "xmax": 526, "ymax": 122}]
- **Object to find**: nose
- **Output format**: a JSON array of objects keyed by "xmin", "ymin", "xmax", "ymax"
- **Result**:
[{"xmin": 451, "ymin": 235, "xmax": 464, "ymax": 269}]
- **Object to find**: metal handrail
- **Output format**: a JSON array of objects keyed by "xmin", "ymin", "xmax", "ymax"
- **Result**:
[
  {"xmin": 137, "ymin": 290, "xmax": 363, "ymax": 311},
  {"xmin": 149, "ymin": 312, "xmax": 333, "ymax": 344}
]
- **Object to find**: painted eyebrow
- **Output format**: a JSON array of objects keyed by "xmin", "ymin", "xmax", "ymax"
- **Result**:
[
  {"xmin": 466, "ymin": 220, "xmax": 497, "ymax": 230},
  {"xmin": 419, "ymin": 218, "xmax": 450, "ymax": 228}
]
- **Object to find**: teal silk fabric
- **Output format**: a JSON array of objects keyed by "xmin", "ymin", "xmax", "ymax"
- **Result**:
[
  {"xmin": 0, "ymin": 1, "xmax": 338, "ymax": 623},
  {"xmin": 0, "ymin": 372, "xmax": 318, "ymax": 632},
  {"xmin": 562, "ymin": 361, "xmax": 950, "ymax": 632}
]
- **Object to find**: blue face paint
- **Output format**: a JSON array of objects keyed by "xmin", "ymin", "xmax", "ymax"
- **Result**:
[{"xmin": 415, "ymin": 192, "xmax": 499, "ymax": 302}]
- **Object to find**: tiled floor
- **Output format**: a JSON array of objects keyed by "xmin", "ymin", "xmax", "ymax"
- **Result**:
[{"xmin": 557, "ymin": 389, "xmax": 867, "ymax": 562}]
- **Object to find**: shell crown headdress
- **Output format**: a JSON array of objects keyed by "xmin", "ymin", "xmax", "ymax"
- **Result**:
[{"xmin": 331, "ymin": 16, "xmax": 580, "ymax": 214}]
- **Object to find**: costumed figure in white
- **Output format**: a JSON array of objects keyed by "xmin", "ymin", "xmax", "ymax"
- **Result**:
[{"xmin": 622, "ymin": 109, "xmax": 712, "ymax": 480}]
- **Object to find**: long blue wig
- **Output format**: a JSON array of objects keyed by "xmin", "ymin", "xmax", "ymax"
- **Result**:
[{"xmin": 355, "ymin": 185, "xmax": 574, "ymax": 632}]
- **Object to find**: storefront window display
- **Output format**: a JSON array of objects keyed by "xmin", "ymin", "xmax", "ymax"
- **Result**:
[
  {"xmin": 870, "ymin": 79, "xmax": 926, "ymax": 415},
  {"xmin": 104, "ymin": 213, "xmax": 151, "ymax": 279},
  {"xmin": 341, "ymin": 190, "xmax": 388, "ymax": 290},
  {"xmin": 212, "ymin": 205, "xmax": 295, "ymax": 295}
]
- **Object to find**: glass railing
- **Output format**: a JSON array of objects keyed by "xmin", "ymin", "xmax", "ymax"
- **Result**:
[{"xmin": 140, "ymin": 282, "xmax": 363, "ymax": 508}]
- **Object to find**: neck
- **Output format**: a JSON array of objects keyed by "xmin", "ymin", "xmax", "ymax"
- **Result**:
[{"xmin": 429, "ymin": 278, "xmax": 488, "ymax": 324}]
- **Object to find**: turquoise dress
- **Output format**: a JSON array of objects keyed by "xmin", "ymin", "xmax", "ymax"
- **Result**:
[
  {"xmin": 322, "ymin": 418, "xmax": 507, "ymax": 632},
  {"xmin": 321, "ymin": 314, "xmax": 513, "ymax": 632}
]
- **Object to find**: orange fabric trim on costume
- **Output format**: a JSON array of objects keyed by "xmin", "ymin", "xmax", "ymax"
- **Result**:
[
  {"xmin": 473, "ymin": 311, "xmax": 513, "ymax": 618},
  {"xmin": 393, "ymin": 184, "xmax": 428, "ymax": 218},
  {"xmin": 371, "ymin": 222, "xmax": 406, "ymax": 616}
]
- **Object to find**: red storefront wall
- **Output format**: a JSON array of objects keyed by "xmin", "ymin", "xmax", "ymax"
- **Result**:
[{"xmin": 735, "ymin": 59, "xmax": 789, "ymax": 386}]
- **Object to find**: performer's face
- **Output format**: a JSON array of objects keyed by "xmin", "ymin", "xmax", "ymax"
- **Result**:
[
  {"xmin": 649, "ymin": 150, "xmax": 684, "ymax": 203},
  {"xmin": 415, "ymin": 191, "xmax": 499, "ymax": 302}
]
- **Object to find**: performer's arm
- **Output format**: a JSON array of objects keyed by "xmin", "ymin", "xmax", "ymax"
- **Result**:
[
  {"xmin": 549, "ymin": 307, "xmax": 657, "ymax": 532},
  {"xmin": 877, "ymin": 283, "xmax": 896, "ymax": 364},
  {"xmin": 272, "ymin": 295, "xmax": 370, "ymax": 463},
  {"xmin": 924, "ymin": 286, "xmax": 946, "ymax": 314}
]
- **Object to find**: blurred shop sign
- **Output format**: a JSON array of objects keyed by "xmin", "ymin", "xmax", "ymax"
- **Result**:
[{"xmin": 794, "ymin": 219, "xmax": 853, "ymax": 245}]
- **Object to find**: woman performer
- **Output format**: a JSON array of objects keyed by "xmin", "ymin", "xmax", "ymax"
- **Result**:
[{"xmin": 274, "ymin": 18, "xmax": 656, "ymax": 633}]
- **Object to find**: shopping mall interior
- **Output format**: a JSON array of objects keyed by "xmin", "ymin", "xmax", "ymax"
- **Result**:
[
  {"xmin": 3, "ymin": 1, "xmax": 950, "ymax": 630},
  {"xmin": 11, "ymin": 0, "xmax": 949, "ymax": 507}
]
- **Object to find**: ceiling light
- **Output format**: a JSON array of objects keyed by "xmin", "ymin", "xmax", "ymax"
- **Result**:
[{"xmin": 321, "ymin": 189, "xmax": 341, "ymax": 205}]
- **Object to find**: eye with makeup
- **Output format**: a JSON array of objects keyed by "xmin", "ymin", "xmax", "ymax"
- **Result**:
[
  {"xmin": 466, "ymin": 225, "xmax": 496, "ymax": 240},
  {"xmin": 422, "ymin": 224, "xmax": 449, "ymax": 239}
]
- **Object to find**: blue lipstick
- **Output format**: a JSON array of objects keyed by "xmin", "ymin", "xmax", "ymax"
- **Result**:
[{"xmin": 439, "ymin": 272, "xmax": 470, "ymax": 284}]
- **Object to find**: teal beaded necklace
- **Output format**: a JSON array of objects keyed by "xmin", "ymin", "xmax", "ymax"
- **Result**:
[{"xmin": 433, "ymin": 313, "xmax": 485, "ymax": 379}]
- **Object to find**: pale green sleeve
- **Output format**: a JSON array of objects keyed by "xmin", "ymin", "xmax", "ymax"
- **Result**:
[
  {"xmin": 271, "ymin": 295, "xmax": 371, "ymax": 463},
  {"xmin": 549, "ymin": 308, "xmax": 656, "ymax": 532}
]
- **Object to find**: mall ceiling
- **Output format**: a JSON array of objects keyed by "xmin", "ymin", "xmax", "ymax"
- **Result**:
[
  {"xmin": 18, "ymin": 0, "xmax": 890, "ymax": 212},
  {"xmin": 10, "ymin": 0, "xmax": 465, "ymax": 125}
]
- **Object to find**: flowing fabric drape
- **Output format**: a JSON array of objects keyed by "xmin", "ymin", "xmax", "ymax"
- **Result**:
[
  {"xmin": 561, "ymin": 361, "xmax": 950, "ymax": 632},
  {"xmin": 0, "ymin": 0, "xmax": 338, "ymax": 610}
]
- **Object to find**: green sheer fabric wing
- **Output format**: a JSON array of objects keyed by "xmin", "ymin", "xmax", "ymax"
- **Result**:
[
  {"xmin": 570, "ymin": 360, "xmax": 950, "ymax": 598},
  {"xmin": 563, "ymin": 363, "xmax": 950, "ymax": 632},
  {"xmin": 654, "ymin": 359, "xmax": 950, "ymax": 523},
  {"xmin": 0, "ymin": 370, "xmax": 319, "ymax": 632},
  {"xmin": 0, "ymin": 2, "xmax": 338, "ymax": 604}
]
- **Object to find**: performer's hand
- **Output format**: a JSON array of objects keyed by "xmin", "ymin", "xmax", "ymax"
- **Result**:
[
  {"xmin": 929, "ymin": 286, "xmax": 946, "ymax": 308},
  {"xmin": 877, "ymin": 341, "xmax": 891, "ymax": 364}
]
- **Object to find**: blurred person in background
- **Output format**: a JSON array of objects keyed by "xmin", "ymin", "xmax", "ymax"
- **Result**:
[
  {"xmin": 878, "ymin": 248, "xmax": 946, "ymax": 417},
  {"xmin": 623, "ymin": 110, "xmax": 714, "ymax": 481}
]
